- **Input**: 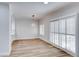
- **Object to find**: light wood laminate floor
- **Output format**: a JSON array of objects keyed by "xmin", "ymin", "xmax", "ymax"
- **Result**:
[{"xmin": 10, "ymin": 39, "xmax": 72, "ymax": 57}]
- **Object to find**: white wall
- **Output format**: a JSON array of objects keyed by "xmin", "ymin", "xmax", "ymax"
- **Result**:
[
  {"xmin": 0, "ymin": 4, "xmax": 9, "ymax": 56},
  {"xmin": 15, "ymin": 18, "xmax": 38, "ymax": 39}
]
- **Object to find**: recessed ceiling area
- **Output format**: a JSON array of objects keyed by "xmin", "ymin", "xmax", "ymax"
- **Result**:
[{"xmin": 10, "ymin": 2, "xmax": 70, "ymax": 20}]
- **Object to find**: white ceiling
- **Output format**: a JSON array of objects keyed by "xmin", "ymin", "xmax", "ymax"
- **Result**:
[{"xmin": 11, "ymin": 2, "xmax": 70, "ymax": 20}]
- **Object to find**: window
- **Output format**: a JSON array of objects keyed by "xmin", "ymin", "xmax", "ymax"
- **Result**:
[
  {"xmin": 54, "ymin": 33, "xmax": 59, "ymax": 45},
  {"xmin": 40, "ymin": 24, "xmax": 44, "ymax": 35},
  {"xmin": 66, "ymin": 16, "xmax": 76, "ymax": 53},
  {"xmin": 66, "ymin": 16, "xmax": 76, "ymax": 35},
  {"xmin": 54, "ymin": 21, "xmax": 58, "ymax": 33},
  {"xmin": 59, "ymin": 19, "xmax": 65, "ymax": 34},
  {"xmin": 66, "ymin": 35, "xmax": 75, "ymax": 53},
  {"xmin": 59, "ymin": 19, "xmax": 66, "ymax": 48},
  {"xmin": 50, "ymin": 22, "xmax": 54, "ymax": 43},
  {"xmin": 54, "ymin": 21, "xmax": 59, "ymax": 45},
  {"xmin": 60, "ymin": 34, "xmax": 66, "ymax": 48},
  {"xmin": 32, "ymin": 23, "xmax": 37, "ymax": 34},
  {"xmin": 50, "ymin": 22, "xmax": 54, "ymax": 32},
  {"xmin": 49, "ymin": 15, "xmax": 76, "ymax": 53},
  {"xmin": 50, "ymin": 33, "xmax": 54, "ymax": 42}
]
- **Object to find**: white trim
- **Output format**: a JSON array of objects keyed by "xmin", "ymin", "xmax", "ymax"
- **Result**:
[
  {"xmin": 13, "ymin": 37, "xmax": 39, "ymax": 40},
  {"xmin": 15, "ymin": 37, "xmax": 39, "ymax": 40},
  {"xmin": 8, "ymin": 3, "xmax": 13, "ymax": 56}
]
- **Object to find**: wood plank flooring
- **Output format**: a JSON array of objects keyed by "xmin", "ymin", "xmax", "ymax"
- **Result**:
[{"xmin": 10, "ymin": 39, "xmax": 72, "ymax": 57}]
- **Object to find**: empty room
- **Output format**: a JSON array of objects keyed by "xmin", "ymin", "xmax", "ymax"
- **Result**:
[{"xmin": 0, "ymin": 2, "xmax": 79, "ymax": 57}]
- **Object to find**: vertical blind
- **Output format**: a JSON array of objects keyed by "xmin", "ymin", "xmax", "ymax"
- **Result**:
[{"xmin": 49, "ymin": 15, "xmax": 76, "ymax": 53}]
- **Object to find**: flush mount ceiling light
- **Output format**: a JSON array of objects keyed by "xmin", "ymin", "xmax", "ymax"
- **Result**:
[{"xmin": 44, "ymin": 2, "xmax": 48, "ymax": 4}]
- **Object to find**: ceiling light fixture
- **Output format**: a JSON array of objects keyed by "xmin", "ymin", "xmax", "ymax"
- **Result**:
[
  {"xmin": 32, "ymin": 14, "xmax": 35, "ymax": 20},
  {"xmin": 44, "ymin": 2, "xmax": 48, "ymax": 4}
]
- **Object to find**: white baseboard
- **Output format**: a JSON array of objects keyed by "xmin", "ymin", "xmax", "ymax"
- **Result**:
[
  {"xmin": 15, "ymin": 36, "xmax": 39, "ymax": 40},
  {"xmin": 0, "ymin": 52, "xmax": 9, "ymax": 57}
]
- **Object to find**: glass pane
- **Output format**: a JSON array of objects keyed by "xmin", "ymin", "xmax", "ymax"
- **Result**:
[
  {"xmin": 59, "ymin": 34, "xmax": 62, "ymax": 47},
  {"xmin": 40, "ymin": 24, "xmax": 44, "ymax": 35},
  {"xmin": 54, "ymin": 21, "xmax": 58, "ymax": 33},
  {"xmin": 54, "ymin": 33, "xmax": 59, "ymax": 45},
  {"xmin": 59, "ymin": 19, "xmax": 65, "ymax": 34},
  {"xmin": 61, "ymin": 34, "xmax": 66, "ymax": 48},
  {"xmin": 66, "ymin": 16, "xmax": 76, "ymax": 35},
  {"xmin": 67, "ymin": 35, "xmax": 76, "ymax": 53},
  {"xmin": 50, "ymin": 33, "xmax": 54, "ymax": 43},
  {"xmin": 50, "ymin": 22, "xmax": 54, "ymax": 32}
]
